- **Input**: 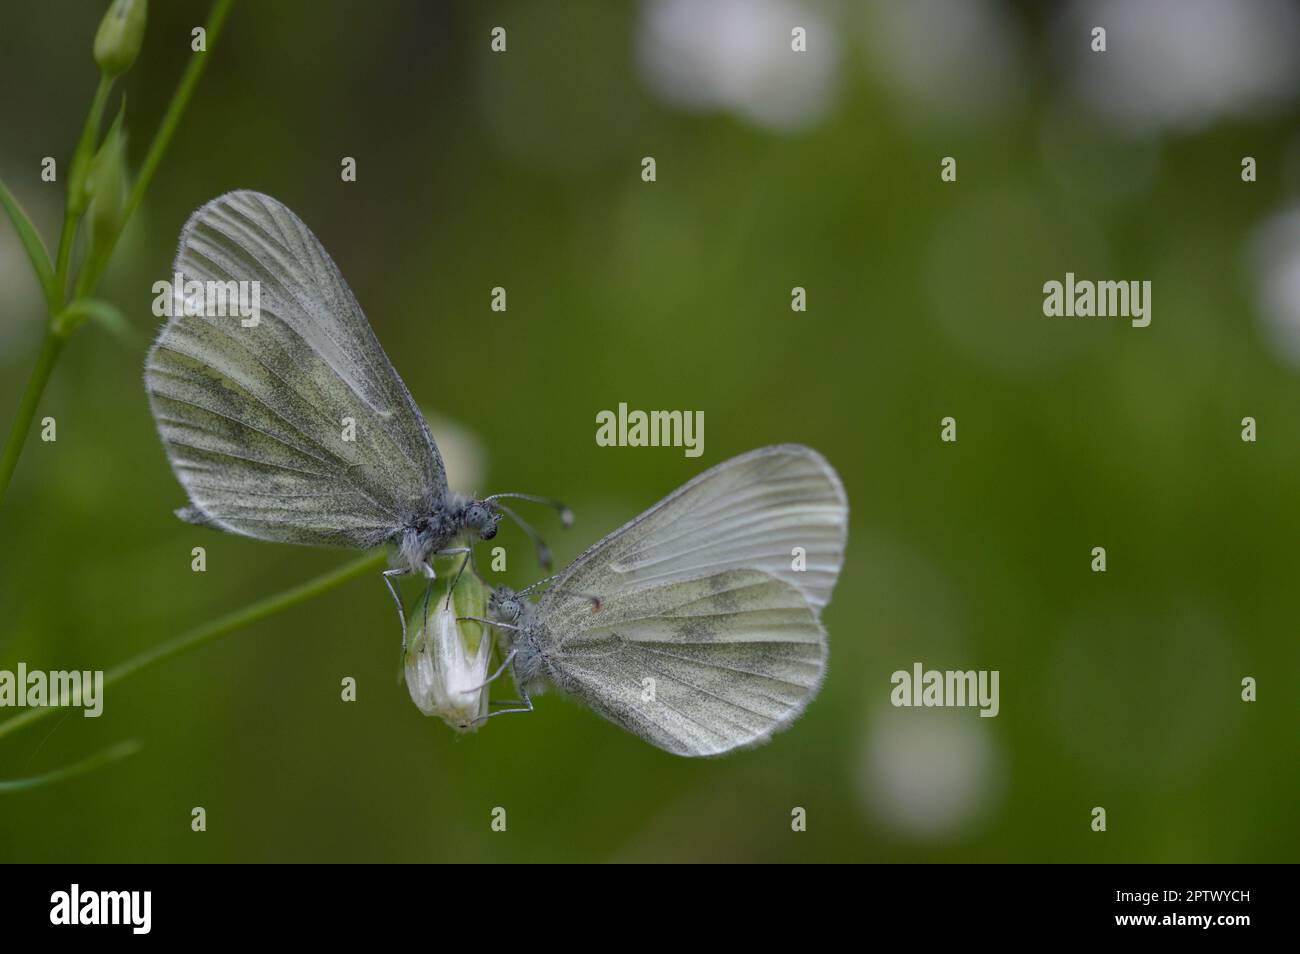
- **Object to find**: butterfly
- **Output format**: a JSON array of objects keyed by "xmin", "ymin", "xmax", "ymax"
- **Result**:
[
  {"xmin": 470, "ymin": 445, "xmax": 848, "ymax": 756},
  {"xmin": 144, "ymin": 191, "xmax": 566, "ymax": 641}
]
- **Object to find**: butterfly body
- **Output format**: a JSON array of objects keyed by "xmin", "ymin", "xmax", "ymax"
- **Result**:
[
  {"xmin": 487, "ymin": 586, "xmax": 548, "ymax": 691},
  {"xmin": 395, "ymin": 494, "xmax": 501, "ymax": 573}
]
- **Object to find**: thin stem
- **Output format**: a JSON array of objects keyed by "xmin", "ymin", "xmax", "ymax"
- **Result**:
[
  {"xmin": 77, "ymin": 0, "xmax": 236, "ymax": 299},
  {"xmin": 0, "ymin": 0, "xmax": 235, "ymax": 512},
  {"xmin": 0, "ymin": 331, "xmax": 67, "ymax": 500},
  {"xmin": 0, "ymin": 551, "xmax": 386, "ymax": 744},
  {"xmin": 0, "ymin": 739, "xmax": 141, "ymax": 793},
  {"xmin": 130, "ymin": 0, "xmax": 234, "ymax": 219},
  {"xmin": 55, "ymin": 71, "xmax": 114, "ymax": 302},
  {"xmin": 52, "ymin": 214, "xmax": 80, "ymax": 306}
]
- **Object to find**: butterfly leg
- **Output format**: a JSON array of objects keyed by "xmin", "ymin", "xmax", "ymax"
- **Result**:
[
  {"xmin": 463, "ymin": 647, "xmax": 517, "ymax": 692},
  {"xmin": 476, "ymin": 685, "xmax": 533, "ymax": 722},
  {"xmin": 382, "ymin": 568, "xmax": 409, "ymax": 651},
  {"xmin": 458, "ymin": 615, "xmax": 519, "ymax": 632},
  {"xmin": 440, "ymin": 546, "xmax": 476, "ymax": 609},
  {"xmin": 458, "ymin": 616, "xmax": 522, "ymax": 688}
]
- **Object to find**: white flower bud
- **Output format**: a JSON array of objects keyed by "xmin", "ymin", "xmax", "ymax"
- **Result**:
[{"xmin": 404, "ymin": 578, "xmax": 492, "ymax": 731}]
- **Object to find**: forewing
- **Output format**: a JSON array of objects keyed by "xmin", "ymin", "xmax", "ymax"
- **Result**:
[
  {"xmin": 144, "ymin": 191, "xmax": 444, "ymax": 546},
  {"xmin": 546, "ymin": 444, "xmax": 847, "ymax": 617},
  {"xmin": 539, "ymin": 570, "xmax": 827, "ymax": 757}
]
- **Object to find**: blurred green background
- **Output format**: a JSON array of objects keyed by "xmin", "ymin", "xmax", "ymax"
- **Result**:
[{"xmin": 1, "ymin": 0, "xmax": 1298, "ymax": 862}]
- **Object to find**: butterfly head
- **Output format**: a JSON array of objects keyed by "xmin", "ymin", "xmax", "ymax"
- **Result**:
[
  {"xmin": 463, "ymin": 500, "xmax": 502, "ymax": 541},
  {"xmin": 488, "ymin": 586, "xmax": 547, "ymax": 690},
  {"xmin": 488, "ymin": 585, "xmax": 525, "ymax": 624}
]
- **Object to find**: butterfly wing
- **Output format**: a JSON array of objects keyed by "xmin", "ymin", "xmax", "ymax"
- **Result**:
[
  {"xmin": 144, "ymin": 191, "xmax": 444, "ymax": 547},
  {"xmin": 524, "ymin": 445, "xmax": 846, "ymax": 755},
  {"xmin": 537, "ymin": 569, "xmax": 827, "ymax": 757},
  {"xmin": 544, "ymin": 444, "xmax": 847, "ymax": 617}
]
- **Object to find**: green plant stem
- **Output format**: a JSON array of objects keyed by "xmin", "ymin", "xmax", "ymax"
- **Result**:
[
  {"xmin": 52, "ymin": 214, "xmax": 80, "ymax": 304},
  {"xmin": 55, "ymin": 72, "xmax": 114, "ymax": 301},
  {"xmin": 77, "ymin": 0, "xmax": 236, "ymax": 299},
  {"xmin": 0, "ymin": 0, "xmax": 235, "ymax": 512},
  {"xmin": 0, "ymin": 331, "xmax": 67, "ymax": 501},
  {"xmin": 0, "ymin": 739, "xmax": 140, "ymax": 793},
  {"xmin": 0, "ymin": 551, "xmax": 385, "ymax": 744}
]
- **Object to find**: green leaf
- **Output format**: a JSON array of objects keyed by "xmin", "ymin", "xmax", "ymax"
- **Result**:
[
  {"xmin": 54, "ymin": 297, "xmax": 137, "ymax": 345},
  {"xmin": 0, "ymin": 176, "xmax": 56, "ymax": 309}
]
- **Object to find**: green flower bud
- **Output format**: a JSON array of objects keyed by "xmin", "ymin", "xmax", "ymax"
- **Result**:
[
  {"xmin": 94, "ymin": 0, "xmax": 147, "ymax": 78},
  {"xmin": 87, "ymin": 119, "xmax": 129, "ymax": 256},
  {"xmin": 67, "ymin": 150, "xmax": 94, "ymax": 217}
]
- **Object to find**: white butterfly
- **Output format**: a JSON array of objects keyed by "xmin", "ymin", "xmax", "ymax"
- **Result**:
[
  {"xmin": 144, "ymin": 191, "xmax": 565, "ymax": 644},
  {"xmin": 475, "ymin": 445, "xmax": 848, "ymax": 757}
]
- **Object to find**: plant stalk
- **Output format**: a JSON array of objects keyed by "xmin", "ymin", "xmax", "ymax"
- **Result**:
[
  {"xmin": 0, "ymin": 331, "xmax": 67, "ymax": 500},
  {"xmin": 0, "ymin": 551, "xmax": 386, "ymax": 744},
  {"xmin": 55, "ymin": 72, "xmax": 114, "ymax": 300},
  {"xmin": 77, "ymin": 0, "xmax": 235, "ymax": 299},
  {"xmin": 0, "ymin": 0, "xmax": 236, "ymax": 510},
  {"xmin": 0, "ymin": 740, "xmax": 141, "ymax": 793}
]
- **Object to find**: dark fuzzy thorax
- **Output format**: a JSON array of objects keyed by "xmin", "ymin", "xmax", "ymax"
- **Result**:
[{"xmin": 394, "ymin": 493, "xmax": 480, "ymax": 570}]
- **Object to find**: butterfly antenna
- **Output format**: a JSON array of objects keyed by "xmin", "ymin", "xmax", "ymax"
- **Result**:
[
  {"xmin": 484, "ymin": 492, "xmax": 575, "ymax": 528},
  {"xmin": 517, "ymin": 574, "xmax": 559, "ymax": 597},
  {"xmin": 492, "ymin": 501, "xmax": 555, "ymax": 571}
]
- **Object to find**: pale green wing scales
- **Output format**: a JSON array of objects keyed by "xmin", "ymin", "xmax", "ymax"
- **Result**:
[
  {"xmin": 526, "ymin": 446, "xmax": 846, "ymax": 756},
  {"xmin": 542, "ymin": 444, "xmax": 847, "ymax": 625},
  {"xmin": 541, "ymin": 569, "xmax": 827, "ymax": 757},
  {"xmin": 144, "ymin": 191, "xmax": 444, "ymax": 547}
]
